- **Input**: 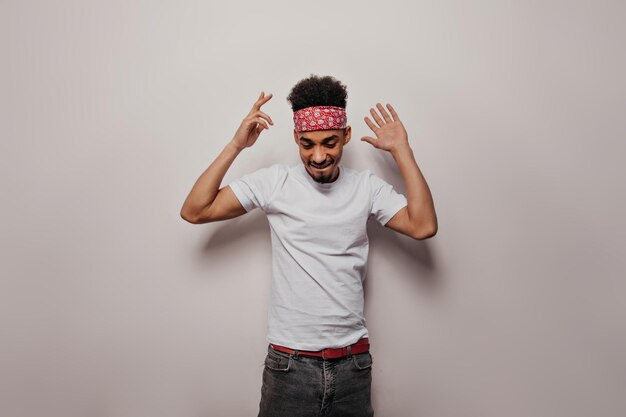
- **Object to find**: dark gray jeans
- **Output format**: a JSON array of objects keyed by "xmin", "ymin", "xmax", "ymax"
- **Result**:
[{"xmin": 257, "ymin": 344, "xmax": 374, "ymax": 417}]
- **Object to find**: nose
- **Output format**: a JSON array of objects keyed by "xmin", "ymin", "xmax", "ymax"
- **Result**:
[{"xmin": 312, "ymin": 147, "xmax": 326, "ymax": 164}]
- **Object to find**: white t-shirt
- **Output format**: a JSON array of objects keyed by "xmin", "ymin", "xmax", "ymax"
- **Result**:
[{"xmin": 228, "ymin": 163, "xmax": 407, "ymax": 350}]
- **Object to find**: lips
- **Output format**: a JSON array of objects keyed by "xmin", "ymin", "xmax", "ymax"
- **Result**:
[{"xmin": 311, "ymin": 162, "xmax": 331, "ymax": 169}]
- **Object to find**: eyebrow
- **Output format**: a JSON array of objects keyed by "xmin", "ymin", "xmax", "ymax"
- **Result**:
[{"xmin": 299, "ymin": 135, "xmax": 339, "ymax": 143}]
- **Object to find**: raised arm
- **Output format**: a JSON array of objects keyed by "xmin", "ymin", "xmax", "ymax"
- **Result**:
[
  {"xmin": 361, "ymin": 102, "xmax": 438, "ymax": 240},
  {"xmin": 180, "ymin": 91, "xmax": 274, "ymax": 224}
]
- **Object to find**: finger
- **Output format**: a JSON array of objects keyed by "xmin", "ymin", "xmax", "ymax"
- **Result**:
[
  {"xmin": 386, "ymin": 103, "xmax": 399, "ymax": 122},
  {"xmin": 360, "ymin": 136, "xmax": 378, "ymax": 147},
  {"xmin": 254, "ymin": 117, "xmax": 269, "ymax": 129},
  {"xmin": 364, "ymin": 116, "xmax": 378, "ymax": 132},
  {"xmin": 251, "ymin": 92, "xmax": 268, "ymax": 111},
  {"xmin": 245, "ymin": 114, "xmax": 270, "ymax": 129},
  {"xmin": 260, "ymin": 92, "xmax": 273, "ymax": 105},
  {"xmin": 252, "ymin": 91, "xmax": 273, "ymax": 111},
  {"xmin": 369, "ymin": 107, "xmax": 385, "ymax": 127},
  {"xmin": 252, "ymin": 91, "xmax": 264, "ymax": 110},
  {"xmin": 377, "ymin": 102, "xmax": 392, "ymax": 123},
  {"xmin": 254, "ymin": 110, "xmax": 274, "ymax": 125}
]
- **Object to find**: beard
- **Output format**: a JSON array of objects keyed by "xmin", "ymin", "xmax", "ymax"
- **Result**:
[{"xmin": 309, "ymin": 161, "xmax": 337, "ymax": 183}]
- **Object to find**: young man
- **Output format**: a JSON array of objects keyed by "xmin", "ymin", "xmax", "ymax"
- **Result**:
[{"xmin": 180, "ymin": 75, "xmax": 437, "ymax": 417}]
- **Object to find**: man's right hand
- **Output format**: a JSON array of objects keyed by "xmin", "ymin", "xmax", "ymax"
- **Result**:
[{"xmin": 230, "ymin": 91, "xmax": 274, "ymax": 151}]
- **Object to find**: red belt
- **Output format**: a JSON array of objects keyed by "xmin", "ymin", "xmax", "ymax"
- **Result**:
[{"xmin": 269, "ymin": 337, "xmax": 370, "ymax": 359}]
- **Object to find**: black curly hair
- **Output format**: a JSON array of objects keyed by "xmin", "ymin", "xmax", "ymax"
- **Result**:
[{"xmin": 286, "ymin": 74, "xmax": 348, "ymax": 112}]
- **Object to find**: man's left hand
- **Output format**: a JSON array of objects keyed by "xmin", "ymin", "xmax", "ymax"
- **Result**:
[{"xmin": 361, "ymin": 103, "xmax": 409, "ymax": 154}]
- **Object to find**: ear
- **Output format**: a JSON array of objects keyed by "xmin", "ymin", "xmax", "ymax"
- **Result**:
[
  {"xmin": 343, "ymin": 126, "xmax": 352, "ymax": 145},
  {"xmin": 293, "ymin": 129, "xmax": 299, "ymax": 145}
]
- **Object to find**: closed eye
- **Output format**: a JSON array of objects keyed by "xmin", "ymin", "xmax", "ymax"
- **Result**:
[{"xmin": 301, "ymin": 143, "xmax": 336, "ymax": 149}]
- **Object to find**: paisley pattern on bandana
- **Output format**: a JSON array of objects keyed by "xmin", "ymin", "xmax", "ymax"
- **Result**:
[{"xmin": 293, "ymin": 105, "xmax": 347, "ymax": 132}]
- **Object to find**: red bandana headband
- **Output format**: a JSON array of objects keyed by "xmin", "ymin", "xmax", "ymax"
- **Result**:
[{"xmin": 293, "ymin": 105, "xmax": 347, "ymax": 132}]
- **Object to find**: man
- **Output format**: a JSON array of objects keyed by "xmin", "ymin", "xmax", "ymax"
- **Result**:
[{"xmin": 180, "ymin": 74, "xmax": 437, "ymax": 417}]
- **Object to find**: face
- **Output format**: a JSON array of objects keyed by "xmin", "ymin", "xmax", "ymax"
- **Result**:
[{"xmin": 293, "ymin": 126, "xmax": 351, "ymax": 184}]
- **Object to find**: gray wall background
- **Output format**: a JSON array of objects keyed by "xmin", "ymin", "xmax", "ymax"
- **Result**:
[{"xmin": 2, "ymin": 1, "xmax": 625, "ymax": 416}]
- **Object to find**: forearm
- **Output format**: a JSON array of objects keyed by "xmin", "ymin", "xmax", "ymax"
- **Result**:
[
  {"xmin": 391, "ymin": 143, "xmax": 438, "ymax": 234},
  {"xmin": 180, "ymin": 141, "xmax": 242, "ymax": 218}
]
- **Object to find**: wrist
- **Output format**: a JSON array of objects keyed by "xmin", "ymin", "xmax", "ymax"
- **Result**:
[
  {"xmin": 390, "ymin": 142, "xmax": 412, "ymax": 158},
  {"xmin": 227, "ymin": 140, "xmax": 244, "ymax": 153}
]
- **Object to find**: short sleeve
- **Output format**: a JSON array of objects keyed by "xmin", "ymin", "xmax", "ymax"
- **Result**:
[
  {"xmin": 228, "ymin": 164, "xmax": 285, "ymax": 212},
  {"xmin": 368, "ymin": 171, "xmax": 408, "ymax": 226}
]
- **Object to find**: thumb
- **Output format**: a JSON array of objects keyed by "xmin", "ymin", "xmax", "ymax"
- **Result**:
[{"xmin": 361, "ymin": 136, "xmax": 377, "ymax": 147}]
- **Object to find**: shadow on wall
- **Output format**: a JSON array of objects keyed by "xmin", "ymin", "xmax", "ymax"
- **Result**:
[
  {"xmin": 191, "ymin": 211, "xmax": 271, "ymax": 277},
  {"xmin": 202, "ymin": 211, "xmax": 269, "ymax": 251},
  {"xmin": 366, "ymin": 150, "xmax": 442, "ymax": 294},
  {"xmin": 366, "ymin": 222, "xmax": 439, "ymax": 287}
]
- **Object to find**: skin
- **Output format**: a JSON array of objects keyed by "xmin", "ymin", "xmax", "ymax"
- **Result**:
[
  {"xmin": 180, "ymin": 91, "xmax": 438, "ymax": 240},
  {"xmin": 293, "ymin": 127, "xmax": 351, "ymax": 184}
]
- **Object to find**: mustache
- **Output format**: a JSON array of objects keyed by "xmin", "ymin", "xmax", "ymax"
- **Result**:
[{"xmin": 310, "ymin": 161, "xmax": 332, "ymax": 168}]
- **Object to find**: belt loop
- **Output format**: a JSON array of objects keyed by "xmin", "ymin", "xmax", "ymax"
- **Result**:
[{"xmin": 347, "ymin": 345, "xmax": 352, "ymax": 358}]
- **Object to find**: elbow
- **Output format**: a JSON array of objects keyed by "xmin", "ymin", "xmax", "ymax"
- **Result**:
[
  {"xmin": 180, "ymin": 206, "xmax": 215, "ymax": 224},
  {"xmin": 180, "ymin": 206, "xmax": 201, "ymax": 224},
  {"xmin": 412, "ymin": 223, "xmax": 438, "ymax": 240},
  {"xmin": 180, "ymin": 210, "xmax": 196, "ymax": 224}
]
